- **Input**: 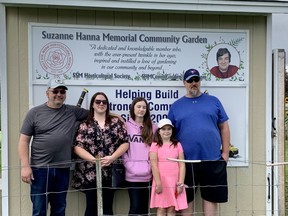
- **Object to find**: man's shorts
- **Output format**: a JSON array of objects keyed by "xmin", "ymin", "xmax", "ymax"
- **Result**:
[{"xmin": 185, "ymin": 158, "xmax": 228, "ymax": 203}]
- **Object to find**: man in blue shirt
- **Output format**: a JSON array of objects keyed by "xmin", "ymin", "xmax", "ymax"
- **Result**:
[{"xmin": 168, "ymin": 68, "xmax": 230, "ymax": 216}]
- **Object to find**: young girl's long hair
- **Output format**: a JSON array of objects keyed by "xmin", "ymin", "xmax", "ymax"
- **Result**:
[
  {"xmin": 130, "ymin": 97, "xmax": 153, "ymax": 145},
  {"xmin": 86, "ymin": 92, "xmax": 112, "ymax": 124},
  {"xmin": 154, "ymin": 126, "xmax": 178, "ymax": 147}
]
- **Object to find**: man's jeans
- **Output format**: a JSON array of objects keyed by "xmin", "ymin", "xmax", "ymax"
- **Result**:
[{"xmin": 30, "ymin": 167, "xmax": 70, "ymax": 216}]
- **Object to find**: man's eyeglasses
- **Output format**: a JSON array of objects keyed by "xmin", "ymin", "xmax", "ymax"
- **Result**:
[
  {"xmin": 95, "ymin": 100, "xmax": 108, "ymax": 105},
  {"xmin": 50, "ymin": 89, "xmax": 66, "ymax": 94},
  {"xmin": 186, "ymin": 77, "xmax": 200, "ymax": 83}
]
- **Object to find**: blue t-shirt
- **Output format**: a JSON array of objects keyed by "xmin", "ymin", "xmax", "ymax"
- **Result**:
[{"xmin": 168, "ymin": 93, "xmax": 229, "ymax": 160}]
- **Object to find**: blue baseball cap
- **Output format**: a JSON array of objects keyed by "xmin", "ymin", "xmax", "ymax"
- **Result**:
[{"xmin": 183, "ymin": 69, "xmax": 200, "ymax": 81}]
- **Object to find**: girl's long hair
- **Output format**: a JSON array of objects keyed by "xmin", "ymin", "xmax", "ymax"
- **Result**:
[
  {"xmin": 130, "ymin": 97, "xmax": 153, "ymax": 145},
  {"xmin": 86, "ymin": 92, "xmax": 112, "ymax": 124},
  {"xmin": 154, "ymin": 126, "xmax": 178, "ymax": 147}
]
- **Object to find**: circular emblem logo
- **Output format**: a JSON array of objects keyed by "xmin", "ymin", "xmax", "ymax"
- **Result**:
[{"xmin": 39, "ymin": 42, "xmax": 73, "ymax": 75}]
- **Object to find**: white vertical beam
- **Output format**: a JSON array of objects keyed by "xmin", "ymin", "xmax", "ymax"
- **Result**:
[
  {"xmin": 266, "ymin": 14, "xmax": 273, "ymax": 216},
  {"xmin": 274, "ymin": 49, "xmax": 286, "ymax": 216},
  {"xmin": 0, "ymin": 3, "xmax": 9, "ymax": 216}
]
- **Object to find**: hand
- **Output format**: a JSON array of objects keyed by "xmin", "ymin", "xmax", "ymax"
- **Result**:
[
  {"xmin": 221, "ymin": 152, "xmax": 229, "ymax": 163},
  {"xmin": 176, "ymin": 183, "xmax": 184, "ymax": 195},
  {"xmin": 155, "ymin": 184, "xmax": 162, "ymax": 194},
  {"xmin": 21, "ymin": 166, "xmax": 34, "ymax": 184},
  {"xmin": 176, "ymin": 185, "xmax": 184, "ymax": 195},
  {"xmin": 100, "ymin": 155, "xmax": 115, "ymax": 167}
]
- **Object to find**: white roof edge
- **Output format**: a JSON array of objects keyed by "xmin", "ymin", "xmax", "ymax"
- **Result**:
[{"xmin": 1, "ymin": 0, "xmax": 288, "ymax": 14}]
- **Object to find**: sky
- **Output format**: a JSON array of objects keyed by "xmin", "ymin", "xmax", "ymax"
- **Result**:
[{"xmin": 272, "ymin": 14, "xmax": 288, "ymax": 68}]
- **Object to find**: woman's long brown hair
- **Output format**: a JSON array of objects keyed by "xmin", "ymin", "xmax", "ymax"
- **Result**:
[
  {"xmin": 86, "ymin": 92, "xmax": 112, "ymax": 124},
  {"xmin": 129, "ymin": 97, "xmax": 153, "ymax": 145}
]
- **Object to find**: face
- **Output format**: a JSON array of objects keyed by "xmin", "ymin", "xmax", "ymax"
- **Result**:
[
  {"xmin": 133, "ymin": 100, "xmax": 147, "ymax": 119},
  {"xmin": 93, "ymin": 94, "xmax": 108, "ymax": 114},
  {"xmin": 183, "ymin": 77, "xmax": 201, "ymax": 98},
  {"xmin": 46, "ymin": 87, "xmax": 66, "ymax": 108},
  {"xmin": 217, "ymin": 53, "xmax": 230, "ymax": 72},
  {"xmin": 159, "ymin": 125, "xmax": 173, "ymax": 140}
]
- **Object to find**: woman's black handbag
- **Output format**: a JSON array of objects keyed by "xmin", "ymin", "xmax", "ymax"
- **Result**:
[{"xmin": 111, "ymin": 160, "xmax": 126, "ymax": 188}]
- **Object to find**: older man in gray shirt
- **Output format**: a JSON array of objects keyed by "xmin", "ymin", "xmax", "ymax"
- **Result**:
[{"xmin": 18, "ymin": 79, "xmax": 88, "ymax": 216}]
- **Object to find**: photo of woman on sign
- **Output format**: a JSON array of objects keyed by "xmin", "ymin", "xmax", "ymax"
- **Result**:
[{"xmin": 209, "ymin": 47, "xmax": 240, "ymax": 79}]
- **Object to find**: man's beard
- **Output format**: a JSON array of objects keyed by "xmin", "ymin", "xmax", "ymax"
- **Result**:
[{"xmin": 190, "ymin": 89, "xmax": 198, "ymax": 97}]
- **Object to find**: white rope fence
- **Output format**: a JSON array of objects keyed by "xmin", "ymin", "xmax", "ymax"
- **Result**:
[{"xmin": 2, "ymin": 158, "xmax": 287, "ymax": 215}]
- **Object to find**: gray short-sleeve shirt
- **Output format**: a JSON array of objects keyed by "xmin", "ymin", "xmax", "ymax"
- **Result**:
[{"xmin": 20, "ymin": 103, "xmax": 88, "ymax": 167}]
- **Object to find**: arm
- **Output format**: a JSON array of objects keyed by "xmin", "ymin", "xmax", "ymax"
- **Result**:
[
  {"xmin": 73, "ymin": 121, "xmax": 97, "ymax": 162},
  {"xmin": 177, "ymin": 152, "xmax": 186, "ymax": 195},
  {"xmin": 74, "ymin": 146, "xmax": 97, "ymax": 163},
  {"xmin": 110, "ymin": 113, "xmax": 125, "ymax": 123},
  {"xmin": 101, "ymin": 142, "xmax": 129, "ymax": 167},
  {"xmin": 150, "ymin": 151, "xmax": 162, "ymax": 194},
  {"xmin": 219, "ymin": 121, "xmax": 230, "ymax": 162},
  {"xmin": 18, "ymin": 134, "xmax": 33, "ymax": 184},
  {"xmin": 111, "ymin": 142, "xmax": 129, "ymax": 159},
  {"xmin": 101, "ymin": 118, "xmax": 129, "ymax": 166}
]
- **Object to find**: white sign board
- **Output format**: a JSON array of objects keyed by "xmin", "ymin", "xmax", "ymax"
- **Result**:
[{"xmin": 29, "ymin": 23, "xmax": 249, "ymax": 166}]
